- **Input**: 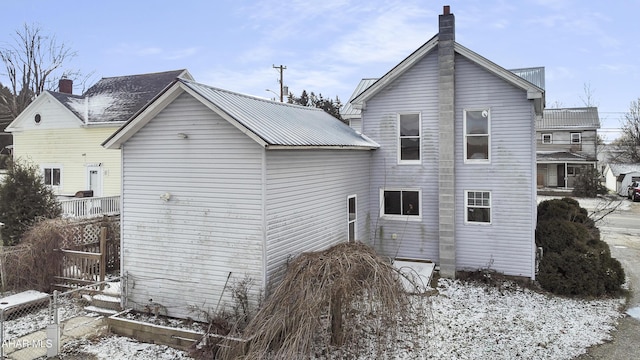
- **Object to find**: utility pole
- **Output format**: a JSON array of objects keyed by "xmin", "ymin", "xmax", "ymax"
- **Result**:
[{"xmin": 273, "ymin": 64, "xmax": 286, "ymax": 102}]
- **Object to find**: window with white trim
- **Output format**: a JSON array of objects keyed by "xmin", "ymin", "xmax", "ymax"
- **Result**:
[
  {"xmin": 465, "ymin": 191, "xmax": 491, "ymax": 224},
  {"xmin": 542, "ymin": 133, "xmax": 552, "ymax": 144},
  {"xmin": 42, "ymin": 166, "xmax": 62, "ymax": 187},
  {"xmin": 398, "ymin": 113, "xmax": 421, "ymax": 163},
  {"xmin": 348, "ymin": 195, "xmax": 356, "ymax": 242},
  {"xmin": 464, "ymin": 109, "xmax": 490, "ymax": 161},
  {"xmin": 380, "ymin": 189, "xmax": 421, "ymax": 220},
  {"xmin": 570, "ymin": 132, "xmax": 581, "ymax": 144}
]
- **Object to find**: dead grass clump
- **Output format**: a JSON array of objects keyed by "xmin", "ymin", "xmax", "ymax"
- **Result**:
[
  {"xmin": 2, "ymin": 218, "xmax": 68, "ymax": 292},
  {"xmin": 220, "ymin": 241, "xmax": 413, "ymax": 359}
]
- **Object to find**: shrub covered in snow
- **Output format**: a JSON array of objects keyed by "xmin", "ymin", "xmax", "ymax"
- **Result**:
[{"xmin": 536, "ymin": 198, "xmax": 625, "ymax": 296}]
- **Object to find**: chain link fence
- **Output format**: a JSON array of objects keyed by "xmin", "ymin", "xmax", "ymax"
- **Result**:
[{"xmin": 0, "ymin": 278, "xmax": 120, "ymax": 359}]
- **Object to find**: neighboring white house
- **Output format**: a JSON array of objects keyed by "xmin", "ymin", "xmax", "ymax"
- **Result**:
[
  {"xmin": 103, "ymin": 6, "xmax": 544, "ymax": 320},
  {"xmin": 603, "ymin": 163, "xmax": 640, "ymax": 196},
  {"xmin": 4, "ymin": 70, "xmax": 192, "ymax": 198}
]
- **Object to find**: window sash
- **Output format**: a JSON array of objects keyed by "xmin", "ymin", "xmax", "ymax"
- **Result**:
[
  {"xmin": 348, "ymin": 196, "xmax": 356, "ymax": 242},
  {"xmin": 44, "ymin": 168, "xmax": 61, "ymax": 186},
  {"xmin": 570, "ymin": 132, "xmax": 581, "ymax": 144},
  {"xmin": 466, "ymin": 191, "xmax": 491, "ymax": 223},
  {"xmin": 464, "ymin": 109, "xmax": 490, "ymax": 161},
  {"xmin": 381, "ymin": 189, "xmax": 420, "ymax": 218},
  {"xmin": 398, "ymin": 113, "xmax": 421, "ymax": 163}
]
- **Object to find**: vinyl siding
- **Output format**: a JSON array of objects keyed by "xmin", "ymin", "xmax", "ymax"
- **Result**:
[
  {"xmin": 363, "ymin": 52, "xmax": 536, "ymax": 278},
  {"xmin": 364, "ymin": 51, "xmax": 440, "ymax": 261},
  {"xmin": 12, "ymin": 127, "xmax": 121, "ymax": 197},
  {"xmin": 454, "ymin": 56, "xmax": 535, "ymax": 278},
  {"xmin": 265, "ymin": 149, "xmax": 372, "ymax": 287},
  {"xmin": 121, "ymin": 92, "xmax": 265, "ymax": 320}
]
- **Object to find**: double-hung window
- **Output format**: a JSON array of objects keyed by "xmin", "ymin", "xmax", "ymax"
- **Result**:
[
  {"xmin": 464, "ymin": 109, "xmax": 490, "ymax": 162},
  {"xmin": 465, "ymin": 191, "xmax": 491, "ymax": 224},
  {"xmin": 542, "ymin": 133, "xmax": 552, "ymax": 144},
  {"xmin": 398, "ymin": 113, "xmax": 421, "ymax": 163},
  {"xmin": 380, "ymin": 189, "xmax": 421, "ymax": 220},
  {"xmin": 570, "ymin": 132, "xmax": 581, "ymax": 144},
  {"xmin": 348, "ymin": 195, "xmax": 357, "ymax": 242},
  {"xmin": 42, "ymin": 166, "xmax": 62, "ymax": 187}
]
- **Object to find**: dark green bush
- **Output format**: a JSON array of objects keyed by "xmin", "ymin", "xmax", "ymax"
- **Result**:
[{"xmin": 536, "ymin": 198, "xmax": 625, "ymax": 297}]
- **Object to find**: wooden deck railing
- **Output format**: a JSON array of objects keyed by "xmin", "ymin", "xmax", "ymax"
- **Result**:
[{"xmin": 59, "ymin": 196, "xmax": 120, "ymax": 219}]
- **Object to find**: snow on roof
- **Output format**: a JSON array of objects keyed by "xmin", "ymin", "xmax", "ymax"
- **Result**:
[{"xmin": 53, "ymin": 69, "xmax": 190, "ymax": 124}]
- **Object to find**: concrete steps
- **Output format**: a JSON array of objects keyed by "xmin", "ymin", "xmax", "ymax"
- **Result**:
[{"xmin": 82, "ymin": 282, "xmax": 122, "ymax": 316}]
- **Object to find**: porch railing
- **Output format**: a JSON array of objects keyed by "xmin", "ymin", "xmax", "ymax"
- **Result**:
[{"xmin": 59, "ymin": 196, "xmax": 120, "ymax": 219}]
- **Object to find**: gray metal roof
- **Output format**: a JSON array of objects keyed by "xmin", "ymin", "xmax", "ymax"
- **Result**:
[
  {"xmin": 509, "ymin": 67, "xmax": 545, "ymax": 89},
  {"xmin": 340, "ymin": 78, "xmax": 378, "ymax": 118},
  {"xmin": 51, "ymin": 69, "xmax": 191, "ymax": 123},
  {"xmin": 180, "ymin": 79, "xmax": 379, "ymax": 149},
  {"xmin": 538, "ymin": 107, "xmax": 600, "ymax": 129}
]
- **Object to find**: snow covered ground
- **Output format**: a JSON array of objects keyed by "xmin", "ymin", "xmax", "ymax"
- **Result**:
[{"xmin": 59, "ymin": 278, "xmax": 624, "ymax": 359}]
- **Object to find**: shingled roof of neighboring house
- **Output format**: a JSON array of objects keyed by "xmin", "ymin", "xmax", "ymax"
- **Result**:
[
  {"xmin": 538, "ymin": 107, "xmax": 600, "ymax": 130},
  {"xmin": 536, "ymin": 151, "xmax": 592, "ymax": 162},
  {"xmin": 50, "ymin": 69, "xmax": 192, "ymax": 124}
]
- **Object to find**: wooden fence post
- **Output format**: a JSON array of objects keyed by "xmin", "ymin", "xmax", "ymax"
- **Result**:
[{"xmin": 100, "ymin": 226, "xmax": 107, "ymax": 290}]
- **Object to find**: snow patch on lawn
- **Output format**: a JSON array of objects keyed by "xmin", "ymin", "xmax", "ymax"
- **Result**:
[{"xmin": 61, "ymin": 278, "xmax": 624, "ymax": 359}]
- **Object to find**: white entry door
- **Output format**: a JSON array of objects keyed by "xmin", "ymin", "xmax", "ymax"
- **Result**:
[{"xmin": 87, "ymin": 165, "xmax": 103, "ymax": 196}]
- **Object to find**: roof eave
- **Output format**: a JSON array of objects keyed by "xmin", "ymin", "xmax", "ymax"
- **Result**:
[{"xmin": 265, "ymin": 145, "xmax": 379, "ymax": 150}]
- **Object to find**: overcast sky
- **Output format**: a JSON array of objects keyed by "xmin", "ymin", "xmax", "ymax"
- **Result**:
[{"xmin": 2, "ymin": 0, "xmax": 638, "ymax": 141}]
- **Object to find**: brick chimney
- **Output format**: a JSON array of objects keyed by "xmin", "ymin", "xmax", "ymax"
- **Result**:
[
  {"xmin": 58, "ymin": 78, "xmax": 73, "ymax": 94},
  {"xmin": 438, "ymin": 5, "xmax": 456, "ymax": 279}
]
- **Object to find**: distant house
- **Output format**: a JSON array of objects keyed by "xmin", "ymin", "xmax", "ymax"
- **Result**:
[
  {"xmin": 535, "ymin": 107, "xmax": 600, "ymax": 189},
  {"xmin": 603, "ymin": 163, "xmax": 640, "ymax": 196},
  {"xmin": 4, "ymin": 69, "xmax": 192, "ymax": 197},
  {"xmin": 102, "ymin": 79, "xmax": 378, "ymax": 320}
]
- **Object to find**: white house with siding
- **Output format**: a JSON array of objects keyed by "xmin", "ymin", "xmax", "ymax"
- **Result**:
[
  {"xmin": 348, "ymin": 6, "xmax": 543, "ymax": 279},
  {"xmin": 104, "ymin": 6, "xmax": 544, "ymax": 320},
  {"xmin": 103, "ymin": 79, "xmax": 378, "ymax": 320}
]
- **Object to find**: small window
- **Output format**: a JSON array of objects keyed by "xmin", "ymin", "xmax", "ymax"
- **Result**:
[
  {"xmin": 43, "ymin": 167, "xmax": 61, "ymax": 186},
  {"xmin": 542, "ymin": 133, "xmax": 552, "ymax": 144},
  {"xmin": 466, "ymin": 191, "xmax": 491, "ymax": 224},
  {"xmin": 380, "ymin": 189, "xmax": 420, "ymax": 220},
  {"xmin": 34, "ymin": 114, "xmax": 42, "ymax": 124},
  {"xmin": 570, "ymin": 132, "xmax": 581, "ymax": 144},
  {"xmin": 398, "ymin": 113, "xmax": 421, "ymax": 163},
  {"xmin": 348, "ymin": 195, "xmax": 356, "ymax": 242},
  {"xmin": 464, "ymin": 109, "xmax": 490, "ymax": 162}
]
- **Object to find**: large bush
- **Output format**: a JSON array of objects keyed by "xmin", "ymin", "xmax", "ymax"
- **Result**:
[
  {"xmin": 0, "ymin": 158, "xmax": 61, "ymax": 245},
  {"xmin": 536, "ymin": 198, "xmax": 625, "ymax": 297}
]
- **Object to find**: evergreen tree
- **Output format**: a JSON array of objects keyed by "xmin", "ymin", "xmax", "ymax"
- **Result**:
[
  {"xmin": 288, "ymin": 90, "xmax": 345, "ymax": 123},
  {"xmin": 0, "ymin": 158, "xmax": 61, "ymax": 245}
]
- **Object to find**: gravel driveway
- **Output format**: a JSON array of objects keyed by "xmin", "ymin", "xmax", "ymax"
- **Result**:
[{"xmin": 575, "ymin": 198, "xmax": 640, "ymax": 359}]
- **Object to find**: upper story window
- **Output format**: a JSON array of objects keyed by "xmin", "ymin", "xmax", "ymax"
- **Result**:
[
  {"xmin": 542, "ymin": 133, "xmax": 552, "ymax": 144},
  {"xmin": 380, "ymin": 188, "xmax": 421, "ymax": 221},
  {"xmin": 43, "ymin": 166, "xmax": 61, "ymax": 187},
  {"xmin": 398, "ymin": 113, "xmax": 421, "ymax": 164},
  {"xmin": 570, "ymin": 132, "xmax": 582, "ymax": 144},
  {"xmin": 464, "ymin": 109, "xmax": 490, "ymax": 162}
]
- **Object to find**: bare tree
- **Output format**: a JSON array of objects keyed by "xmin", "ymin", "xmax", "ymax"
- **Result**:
[
  {"xmin": 612, "ymin": 98, "xmax": 640, "ymax": 162},
  {"xmin": 579, "ymin": 82, "xmax": 598, "ymax": 108},
  {"xmin": 0, "ymin": 23, "xmax": 81, "ymax": 122}
]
